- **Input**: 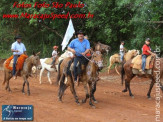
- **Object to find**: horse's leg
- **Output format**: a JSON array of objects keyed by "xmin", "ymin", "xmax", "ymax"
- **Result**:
[
  {"xmin": 5, "ymin": 73, "xmax": 12, "ymax": 92},
  {"xmin": 108, "ymin": 63, "xmax": 112, "ymax": 74},
  {"xmin": 69, "ymin": 76, "xmax": 80, "ymax": 105},
  {"xmin": 39, "ymin": 67, "xmax": 45, "ymax": 84},
  {"xmin": 82, "ymin": 83, "xmax": 89, "ymax": 103},
  {"xmin": 25, "ymin": 77, "xmax": 30, "ymax": 96},
  {"xmin": 22, "ymin": 79, "xmax": 26, "ymax": 94},
  {"xmin": 122, "ymin": 80, "xmax": 128, "ymax": 92},
  {"xmin": 147, "ymin": 80, "xmax": 155, "ymax": 99},
  {"xmin": 92, "ymin": 82, "xmax": 98, "ymax": 103},
  {"xmin": 47, "ymin": 71, "xmax": 52, "ymax": 84},
  {"xmin": 88, "ymin": 82, "xmax": 95, "ymax": 108},
  {"xmin": 127, "ymin": 81, "xmax": 134, "ymax": 97},
  {"xmin": 115, "ymin": 64, "xmax": 120, "ymax": 75}
]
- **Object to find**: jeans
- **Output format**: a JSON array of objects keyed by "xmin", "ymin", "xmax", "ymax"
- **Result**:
[
  {"xmin": 142, "ymin": 54, "xmax": 147, "ymax": 71},
  {"xmin": 13, "ymin": 55, "xmax": 19, "ymax": 76},
  {"xmin": 73, "ymin": 56, "xmax": 88, "ymax": 81},
  {"xmin": 120, "ymin": 52, "xmax": 124, "ymax": 61},
  {"xmin": 51, "ymin": 57, "xmax": 56, "ymax": 65}
]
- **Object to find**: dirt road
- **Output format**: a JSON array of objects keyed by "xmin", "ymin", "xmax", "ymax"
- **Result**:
[{"xmin": 0, "ymin": 70, "xmax": 162, "ymax": 122}]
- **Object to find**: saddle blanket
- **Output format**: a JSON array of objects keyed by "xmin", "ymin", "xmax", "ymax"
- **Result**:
[
  {"xmin": 44, "ymin": 58, "xmax": 53, "ymax": 65},
  {"xmin": 131, "ymin": 55, "xmax": 154, "ymax": 70},
  {"xmin": 5, "ymin": 54, "xmax": 28, "ymax": 71}
]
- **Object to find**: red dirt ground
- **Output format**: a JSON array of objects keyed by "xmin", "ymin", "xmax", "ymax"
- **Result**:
[{"xmin": 0, "ymin": 68, "xmax": 162, "ymax": 122}]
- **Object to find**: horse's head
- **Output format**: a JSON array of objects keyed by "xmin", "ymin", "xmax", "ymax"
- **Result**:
[
  {"xmin": 91, "ymin": 51, "xmax": 103, "ymax": 70},
  {"xmin": 31, "ymin": 52, "xmax": 40, "ymax": 66},
  {"xmin": 129, "ymin": 49, "xmax": 140, "ymax": 57},
  {"xmin": 95, "ymin": 42, "xmax": 111, "ymax": 54}
]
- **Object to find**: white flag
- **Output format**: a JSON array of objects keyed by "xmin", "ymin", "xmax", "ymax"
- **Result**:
[{"xmin": 61, "ymin": 19, "xmax": 75, "ymax": 51}]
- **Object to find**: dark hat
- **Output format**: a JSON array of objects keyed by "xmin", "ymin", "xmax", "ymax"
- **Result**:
[
  {"xmin": 14, "ymin": 35, "xmax": 22, "ymax": 40},
  {"xmin": 145, "ymin": 38, "xmax": 150, "ymax": 42},
  {"xmin": 76, "ymin": 30, "xmax": 85, "ymax": 35}
]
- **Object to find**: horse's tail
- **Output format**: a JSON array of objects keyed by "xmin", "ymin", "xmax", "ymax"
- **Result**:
[
  {"xmin": 121, "ymin": 62, "xmax": 125, "ymax": 85},
  {"xmin": 59, "ymin": 59, "xmax": 73, "ymax": 97},
  {"xmin": 57, "ymin": 59, "xmax": 63, "ymax": 84},
  {"xmin": 2, "ymin": 71, "xmax": 6, "ymax": 85}
]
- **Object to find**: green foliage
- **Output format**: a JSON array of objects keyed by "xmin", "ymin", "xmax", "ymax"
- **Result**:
[{"xmin": 0, "ymin": 0, "xmax": 162, "ymax": 59}]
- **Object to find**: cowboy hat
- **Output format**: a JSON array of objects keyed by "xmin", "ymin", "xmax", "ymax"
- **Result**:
[
  {"xmin": 76, "ymin": 30, "xmax": 85, "ymax": 36},
  {"xmin": 14, "ymin": 35, "xmax": 22, "ymax": 40}
]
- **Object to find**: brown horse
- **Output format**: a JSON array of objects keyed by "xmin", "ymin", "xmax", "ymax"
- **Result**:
[
  {"xmin": 121, "ymin": 56, "xmax": 163, "ymax": 98},
  {"xmin": 108, "ymin": 49, "xmax": 140, "ymax": 75},
  {"xmin": 94, "ymin": 42, "xmax": 111, "ymax": 54},
  {"xmin": 2, "ymin": 52, "xmax": 40, "ymax": 95},
  {"xmin": 57, "ymin": 51, "xmax": 103, "ymax": 107}
]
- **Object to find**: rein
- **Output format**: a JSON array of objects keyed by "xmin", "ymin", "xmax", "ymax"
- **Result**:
[{"xmin": 76, "ymin": 51, "xmax": 100, "ymax": 67}]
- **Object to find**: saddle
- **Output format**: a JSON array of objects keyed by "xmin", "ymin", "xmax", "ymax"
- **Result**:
[
  {"xmin": 44, "ymin": 58, "xmax": 53, "ymax": 65},
  {"xmin": 131, "ymin": 55, "xmax": 155, "ymax": 74},
  {"xmin": 5, "ymin": 54, "xmax": 28, "ymax": 71}
]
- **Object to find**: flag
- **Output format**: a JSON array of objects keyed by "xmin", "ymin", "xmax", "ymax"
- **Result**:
[{"xmin": 61, "ymin": 19, "xmax": 75, "ymax": 51}]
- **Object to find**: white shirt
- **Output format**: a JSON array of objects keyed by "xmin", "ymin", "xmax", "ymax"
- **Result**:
[
  {"xmin": 52, "ymin": 50, "xmax": 58, "ymax": 58},
  {"xmin": 120, "ymin": 44, "xmax": 124, "ymax": 52},
  {"xmin": 11, "ymin": 41, "xmax": 26, "ymax": 55}
]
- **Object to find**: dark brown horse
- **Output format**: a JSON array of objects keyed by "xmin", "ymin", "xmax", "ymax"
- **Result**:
[
  {"xmin": 3, "ymin": 52, "xmax": 40, "ymax": 95},
  {"xmin": 94, "ymin": 42, "xmax": 111, "ymax": 54},
  {"xmin": 121, "ymin": 56, "xmax": 163, "ymax": 98},
  {"xmin": 57, "ymin": 51, "xmax": 103, "ymax": 107}
]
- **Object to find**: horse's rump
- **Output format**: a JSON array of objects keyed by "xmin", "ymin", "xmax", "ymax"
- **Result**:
[
  {"xmin": 131, "ymin": 55, "xmax": 154, "ymax": 70},
  {"xmin": 4, "ymin": 54, "xmax": 28, "ymax": 71}
]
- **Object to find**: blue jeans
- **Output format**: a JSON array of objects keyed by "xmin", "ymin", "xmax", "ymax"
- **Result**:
[
  {"xmin": 13, "ymin": 55, "xmax": 19, "ymax": 76},
  {"xmin": 73, "ymin": 56, "xmax": 88, "ymax": 81},
  {"xmin": 142, "ymin": 55, "xmax": 147, "ymax": 71},
  {"xmin": 120, "ymin": 52, "xmax": 124, "ymax": 61},
  {"xmin": 51, "ymin": 57, "xmax": 55, "ymax": 65}
]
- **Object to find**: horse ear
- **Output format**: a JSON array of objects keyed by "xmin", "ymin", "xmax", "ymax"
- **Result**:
[
  {"xmin": 33, "ymin": 51, "xmax": 36, "ymax": 56},
  {"xmin": 36, "ymin": 52, "xmax": 41, "ymax": 56}
]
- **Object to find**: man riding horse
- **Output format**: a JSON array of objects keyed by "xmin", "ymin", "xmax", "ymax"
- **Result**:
[
  {"xmin": 68, "ymin": 30, "xmax": 90, "ymax": 86},
  {"xmin": 11, "ymin": 35, "xmax": 27, "ymax": 79}
]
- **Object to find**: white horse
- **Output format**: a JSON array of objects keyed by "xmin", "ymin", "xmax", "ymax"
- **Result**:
[{"xmin": 39, "ymin": 50, "xmax": 74, "ymax": 84}]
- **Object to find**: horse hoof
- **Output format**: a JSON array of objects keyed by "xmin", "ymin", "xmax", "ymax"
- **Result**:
[
  {"xmin": 76, "ymin": 102, "xmax": 80, "ymax": 105},
  {"xmin": 93, "ymin": 100, "xmax": 98, "ymax": 104},
  {"xmin": 131, "ymin": 95, "xmax": 134, "ymax": 98},
  {"xmin": 91, "ymin": 105, "xmax": 96, "ymax": 109},
  {"xmin": 82, "ymin": 100, "xmax": 86, "ymax": 103},
  {"xmin": 122, "ymin": 89, "xmax": 127, "ymax": 92},
  {"xmin": 147, "ymin": 96, "xmax": 151, "ymax": 100},
  {"xmin": 27, "ymin": 92, "xmax": 30, "ymax": 96}
]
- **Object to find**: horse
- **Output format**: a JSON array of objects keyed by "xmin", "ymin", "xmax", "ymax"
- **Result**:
[
  {"xmin": 121, "ymin": 55, "xmax": 163, "ymax": 98},
  {"xmin": 39, "ymin": 50, "xmax": 73, "ymax": 84},
  {"xmin": 108, "ymin": 49, "xmax": 140, "ymax": 75},
  {"xmin": 94, "ymin": 42, "xmax": 111, "ymax": 54},
  {"xmin": 2, "ymin": 52, "xmax": 40, "ymax": 95},
  {"xmin": 57, "ymin": 51, "xmax": 103, "ymax": 108}
]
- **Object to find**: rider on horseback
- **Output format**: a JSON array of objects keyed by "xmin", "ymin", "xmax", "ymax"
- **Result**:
[
  {"xmin": 51, "ymin": 46, "xmax": 58, "ymax": 66},
  {"xmin": 139, "ymin": 38, "xmax": 155, "ymax": 74},
  {"xmin": 120, "ymin": 41, "xmax": 125, "ymax": 62},
  {"xmin": 68, "ymin": 30, "xmax": 90, "ymax": 86},
  {"xmin": 11, "ymin": 35, "xmax": 26, "ymax": 79}
]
